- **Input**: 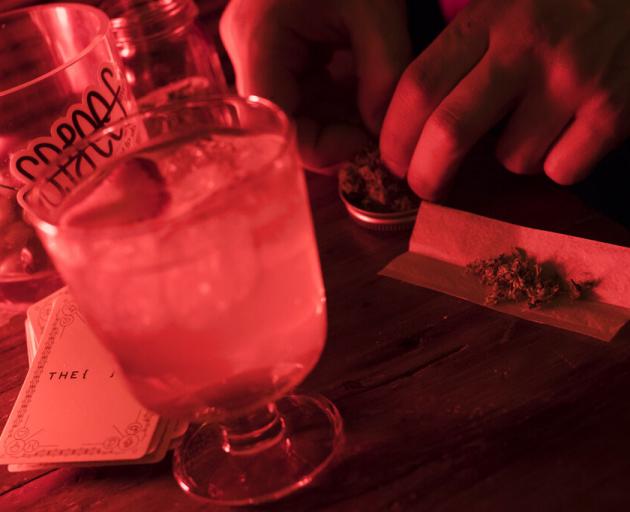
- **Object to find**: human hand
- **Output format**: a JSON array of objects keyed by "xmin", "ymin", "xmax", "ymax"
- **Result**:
[
  {"xmin": 381, "ymin": 0, "xmax": 630, "ymax": 200},
  {"xmin": 220, "ymin": 0, "xmax": 411, "ymax": 170}
]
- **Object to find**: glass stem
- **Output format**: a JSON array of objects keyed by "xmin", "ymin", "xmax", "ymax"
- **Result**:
[{"xmin": 220, "ymin": 403, "xmax": 286, "ymax": 456}]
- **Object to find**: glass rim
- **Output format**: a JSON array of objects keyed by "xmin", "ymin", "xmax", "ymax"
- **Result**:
[
  {"xmin": 19, "ymin": 94, "xmax": 294, "ymax": 236},
  {"xmin": 109, "ymin": 0, "xmax": 199, "ymax": 43},
  {"xmin": 0, "ymin": 3, "xmax": 111, "ymax": 98}
]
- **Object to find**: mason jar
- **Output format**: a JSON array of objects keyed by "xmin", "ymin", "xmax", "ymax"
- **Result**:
[{"xmin": 100, "ymin": 0, "xmax": 227, "ymax": 108}]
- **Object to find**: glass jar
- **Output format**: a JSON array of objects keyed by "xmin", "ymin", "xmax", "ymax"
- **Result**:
[{"xmin": 99, "ymin": 0, "xmax": 227, "ymax": 109}]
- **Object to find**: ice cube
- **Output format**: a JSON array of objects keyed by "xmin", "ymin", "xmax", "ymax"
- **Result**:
[
  {"xmin": 63, "ymin": 156, "xmax": 170, "ymax": 228},
  {"xmin": 164, "ymin": 211, "xmax": 259, "ymax": 325},
  {"xmin": 153, "ymin": 137, "xmax": 240, "ymax": 217}
]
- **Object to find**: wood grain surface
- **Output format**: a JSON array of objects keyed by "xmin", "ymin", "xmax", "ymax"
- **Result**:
[{"xmin": 1, "ymin": 146, "xmax": 629, "ymax": 511}]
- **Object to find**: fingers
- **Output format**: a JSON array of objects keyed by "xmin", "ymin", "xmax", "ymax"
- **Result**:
[
  {"xmin": 406, "ymin": 54, "xmax": 523, "ymax": 200},
  {"xmin": 344, "ymin": 0, "xmax": 412, "ymax": 134},
  {"xmin": 380, "ymin": 13, "xmax": 489, "ymax": 177},
  {"xmin": 296, "ymin": 118, "xmax": 370, "ymax": 171},
  {"xmin": 293, "ymin": 66, "xmax": 371, "ymax": 170},
  {"xmin": 219, "ymin": 2, "xmax": 307, "ymax": 114},
  {"xmin": 544, "ymin": 94, "xmax": 627, "ymax": 185},
  {"xmin": 545, "ymin": 35, "xmax": 630, "ymax": 185},
  {"xmin": 496, "ymin": 89, "xmax": 574, "ymax": 175},
  {"xmin": 220, "ymin": 0, "xmax": 407, "ymax": 171}
]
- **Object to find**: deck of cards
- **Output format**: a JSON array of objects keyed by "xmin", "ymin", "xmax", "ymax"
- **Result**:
[{"xmin": 0, "ymin": 287, "xmax": 188, "ymax": 472}]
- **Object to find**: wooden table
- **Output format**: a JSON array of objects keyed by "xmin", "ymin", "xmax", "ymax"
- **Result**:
[{"xmin": 1, "ymin": 144, "xmax": 629, "ymax": 511}]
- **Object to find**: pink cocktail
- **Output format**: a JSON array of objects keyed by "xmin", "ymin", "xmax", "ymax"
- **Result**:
[{"xmin": 21, "ymin": 97, "xmax": 342, "ymax": 505}]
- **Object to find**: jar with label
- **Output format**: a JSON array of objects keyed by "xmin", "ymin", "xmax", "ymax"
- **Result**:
[{"xmin": 99, "ymin": 0, "xmax": 227, "ymax": 109}]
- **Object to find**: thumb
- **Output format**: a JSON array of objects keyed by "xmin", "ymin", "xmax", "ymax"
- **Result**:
[{"xmin": 344, "ymin": 1, "xmax": 412, "ymax": 134}]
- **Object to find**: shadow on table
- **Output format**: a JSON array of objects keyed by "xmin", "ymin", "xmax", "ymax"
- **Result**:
[{"xmin": 440, "ymin": 137, "xmax": 629, "ymax": 247}]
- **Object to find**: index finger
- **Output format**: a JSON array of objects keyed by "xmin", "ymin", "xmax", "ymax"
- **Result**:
[
  {"xmin": 380, "ymin": 12, "xmax": 488, "ymax": 177},
  {"xmin": 407, "ymin": 53, "xmax": 523, "ymax": 200}
]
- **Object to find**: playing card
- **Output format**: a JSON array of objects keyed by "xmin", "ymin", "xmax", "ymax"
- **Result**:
[
  {"xmin": 0, "ymin": 294, "xmax": 160, "ymax": 465},
  {"xmin": 6, "ymin": 418, "xmax": 169, "ymax": 472},
  {"xmin": 25, "ymin": 286, "xmax": 69, "ymax": 356},
  {"xmin": 14, "ymin": 288, "xmax": 190, "ymax": 471}
]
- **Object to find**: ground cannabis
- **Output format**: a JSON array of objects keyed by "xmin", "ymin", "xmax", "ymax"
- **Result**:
[
  {"xmin": 467, "ymin": 247, "xmax": 596, "ymax": 308},
  {"xmin": 339, "ymin": 146, "xmax": 420, "ymax": 213}
]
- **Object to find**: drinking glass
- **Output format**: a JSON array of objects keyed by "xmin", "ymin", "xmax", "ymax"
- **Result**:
[
  {"xmin": 20, "ymin": 96, "xmax": 343, "ymax": 505},
  {"xmin": 0, "ymin": 3, "xmax": 136, "ymax": 309}
]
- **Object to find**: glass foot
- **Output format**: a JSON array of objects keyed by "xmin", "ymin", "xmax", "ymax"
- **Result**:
[{"xmin": 172, "ymin": 394, "xmax": 343, "ymax": 506}]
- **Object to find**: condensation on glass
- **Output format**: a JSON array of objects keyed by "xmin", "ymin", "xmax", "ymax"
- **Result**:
[{"xmin": 99, "ymin": 0, "xmax": 227, "ymax": 108}]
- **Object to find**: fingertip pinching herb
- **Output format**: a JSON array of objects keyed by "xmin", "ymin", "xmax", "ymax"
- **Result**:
[{"xmin": 339, "ymin": 145, "xmax": 420, "ymax": 213}]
